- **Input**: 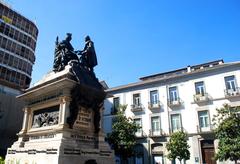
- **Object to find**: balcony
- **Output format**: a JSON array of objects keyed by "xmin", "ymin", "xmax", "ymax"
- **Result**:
[
  {"xmin": 169, "ymin": 127, "xmax": 184, "ymax": 134},
  {"xmin": 193, "ymin": 93, "xmax": 210, "ymax": 103},
  {"xmin": 197, "ymin": 124, "xmax": 214, "ymax": 133},
  {"xmin": 149, "ymin": 129, "xmax": 166, "ymax": 137},
  {"xmin": 148, "ymin": 101, "xmax": 161, "ymax": 110},
  {"xmin": 131, "ymin": 104, "xmax": 144, "ymax": 112},
  {"xmin": 135, "ymin": 130, "xmax": 147, "ymax": 138},
  {"xmin": 224, "ymin": 88, "xmax": 240, "ymax": 98},
  {"xmin": 167, "ymin": 98, "xmax": 182, "ymax": 107}
]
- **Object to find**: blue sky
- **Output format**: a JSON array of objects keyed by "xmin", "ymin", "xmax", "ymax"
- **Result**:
[{"xmin": 7, "ymin": 0, "xmax": 240, "ymax": 87}]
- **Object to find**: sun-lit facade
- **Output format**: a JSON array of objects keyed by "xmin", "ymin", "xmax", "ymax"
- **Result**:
[
  {"xmin": 104, "ymin": 60, "xmax": 240, "ymax": 164},
  {"xmin": 0, "ymin": 2, "xmax": 38, "ymax": 90},
  {"xmin": 0, "ymin": 1, "xmax": 38, "ymax": 157}
]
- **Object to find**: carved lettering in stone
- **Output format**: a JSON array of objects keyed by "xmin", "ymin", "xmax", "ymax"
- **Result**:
[{"xmin": 74, "ymin": 107, "xmax": 92, "ymax": 129}]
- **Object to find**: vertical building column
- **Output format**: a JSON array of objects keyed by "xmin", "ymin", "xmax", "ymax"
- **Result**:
[
  {"xmin": 59, "ymin": 96, "xmax": 71, "ymax": 126},
  {"xmin": 19, "ymin": 107, "xmax": 30, "ymax": 134}
]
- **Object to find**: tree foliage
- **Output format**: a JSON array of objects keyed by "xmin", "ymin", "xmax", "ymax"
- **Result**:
[
  {"xmin": 212, "ymin": 104, "xmax": 240, "ymax": 163},
  {"xmin": 0, "ymin": 156, "xmax": 4, "ymax": 164},
  {"xmin": 107, "ymin": 104, "xmax": 140, "ymax": 160},
  {"xmin": 166, "ymin": 131, "xmax": 190, "ymax": 163}
]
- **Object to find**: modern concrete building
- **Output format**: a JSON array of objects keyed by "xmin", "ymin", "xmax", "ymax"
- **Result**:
[
  {"xmin": 103, "ymin": 60, "xmax": 240, "ymax": 164},
  {"xmin": 0, "ymin": 1, "xmax": 38, "ymax": 157}
]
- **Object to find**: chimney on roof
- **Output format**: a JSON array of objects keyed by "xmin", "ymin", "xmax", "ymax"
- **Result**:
[{"xmin": 187, "ymin": 65, "xmax": 191, "ymax": 72}]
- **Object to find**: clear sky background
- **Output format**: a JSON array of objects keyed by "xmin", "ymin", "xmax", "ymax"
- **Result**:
[{"xmin": 5, "ymin": 0, "xmax": 240, "ymax": 88}]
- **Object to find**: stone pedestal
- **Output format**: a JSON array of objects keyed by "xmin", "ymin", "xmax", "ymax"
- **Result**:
[{"xmin": 5, "ymin": 65, "xmax": 114, "ymax": 164}]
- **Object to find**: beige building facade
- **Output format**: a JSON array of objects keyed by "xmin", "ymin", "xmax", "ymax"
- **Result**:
[{"xmin": 103, "ymin": 60, "xmax": 240, "ymax": 164}]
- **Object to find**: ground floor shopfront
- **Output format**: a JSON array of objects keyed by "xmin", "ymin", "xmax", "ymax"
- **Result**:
[{"xmin": 121, "ymin": 133, "xmax": 220, "ymax": 164}]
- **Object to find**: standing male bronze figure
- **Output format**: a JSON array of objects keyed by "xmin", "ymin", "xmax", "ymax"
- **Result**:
[{"xmin": 80, "ymin": 35, "xmax": 98, "ymax": 72}]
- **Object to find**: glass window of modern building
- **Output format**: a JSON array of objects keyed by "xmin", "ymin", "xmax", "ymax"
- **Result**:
[
  {"xmin": 0, "ymin": 2, "xmax": 38, "ymax": 90},
  {"xmin": 0, "ymin": 2, "xmax": 38, "ymax": 157}
]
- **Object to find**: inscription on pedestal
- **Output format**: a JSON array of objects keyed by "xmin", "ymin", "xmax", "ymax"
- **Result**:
[
  {"xmin": 74, "ymin": 107, "xmax": 92, "ymax": 129},
  {"xmin": 30, "ymin": 133, "xmax": 56, "ymax": 140}
]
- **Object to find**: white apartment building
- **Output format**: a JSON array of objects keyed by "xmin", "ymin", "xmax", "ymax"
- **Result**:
[{"xmin": 103, "ymin": 60, "xmax": 240, "ymax": 164}]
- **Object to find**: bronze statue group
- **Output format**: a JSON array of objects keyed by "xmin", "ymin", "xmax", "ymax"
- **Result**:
[{"xmin": 53, "ymin": 33, "xmax": 97, "ymax": 72}]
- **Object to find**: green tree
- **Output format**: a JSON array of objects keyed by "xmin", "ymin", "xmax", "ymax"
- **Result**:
[
  {"xmin": 107, "ymin": 105, "xmax": 140, "ymax": 164},
  {"xmin": 212, "ymin": 104, "xmax": 240, "ymax": 164},
  {"xmin": 166, "ymin": 131, "xmax": 190, "ymax": 164},
  {"xmin": 0, "ymin": 156, "xmax": 4, "ymax": 164}
]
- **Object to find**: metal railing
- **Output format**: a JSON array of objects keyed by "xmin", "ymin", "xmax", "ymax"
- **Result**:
[
  {"xmin": 149, "ymin": 129, "xmax": 166, "ymax": 137},
  {"xmin": 197, "ymin": 124, "xmax": 214, "ymax": 133},
  {"xmin": 193, "ymin": 93, "xmax": 210, "ymax": 103},
  {"xmin": 169, "ymin": 127, "xmax": 185, "ymax": 134},
  {"xmin": 224, "ymin": 87, "xmax": 240, "ymax": 97},
  {"xmin": 167, "ymin": 98, "xmax": 182, "ymax": 107},
  {"xmin": 131, "ymin": 104, "xmax": 144, "ymax": 112},
  {"xmin": 148, "ymin": 101, "xmax": 161, "ymax": 109},
  {"xmin": 135, "ymin": 130, "xmax": 147, "ymax": 138}
]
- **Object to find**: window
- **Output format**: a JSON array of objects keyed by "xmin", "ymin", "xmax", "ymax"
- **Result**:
[
  {"xmin": 133, "ymin": 93, "xmax": 141, "ymax": 106},
  {"xmin": 151, "ymin": 116, "xmax": 160, "ymax": 135},
  {"xmin": 225, "ymin": 75, "xmax": 237, "ymax": 91},
  {"xmin": 112, "ymin": 97, "xmax": 120, "ymax": 114},
  {"xmin": 134, "ymin": 118, "xmax": 142, "ymax": 136},
  {"xmin": 195, "ymin": 81, "xmax": 205, "ymax": 96},
  {"xmin": 169, "ymin": 86, "xmax": 178, "ymax": 102},
  {"xmin": 150, "ymin": 90, "xmax": 159, "ymax": 105},
  {"xmin": 171, "ymin": 114, "xmax": 181, "ymax": 132},
  {"xmin": 198, "ymin": 111, "xmax": 209, "ymax": 128}
]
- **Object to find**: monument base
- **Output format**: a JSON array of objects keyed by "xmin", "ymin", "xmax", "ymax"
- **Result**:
[
  {"xmin": 5, "ymin": 65, "xmax": 115, "ymax": 164},
  {"xmin": 6, "ymin": 130, "xmax": 114, "ymax": 164}
]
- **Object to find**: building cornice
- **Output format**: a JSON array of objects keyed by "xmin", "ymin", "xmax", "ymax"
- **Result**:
[{"xmin": 106, "ymin": 61, "xmax": 240, "ymax": 93}]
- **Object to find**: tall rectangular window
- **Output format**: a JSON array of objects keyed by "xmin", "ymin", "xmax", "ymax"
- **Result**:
[
  {"xmin": 134, "ymin": 118, "xmax": 142, "ymax": 136},
  {"xmin": 169, "ymin": 86, "xmax": 178, "ymax": 102},
  {"xmin": 112, "ymin": 97, "xmax": 120, "ymax": 114},
  {"xmin": 198, "ymin": 111, "xmax": 209, "ymax": 128},
  {"xmin": 195, "ymin": 81, "xmax": 205, "ymax": 96},
  {"xmin": 171, "ymin": 114, "xmax": 181, "ymax": 132},
  {"xmin": 113, "ymin": 97, "xmax": 120, "ymax": 110},
  {"xmin": 133, "ymin": 93, "xmax": 141, "ymax": 106},
  {"xmin": 150, "ymin": 90, "xmax": 159, "ymax": 105},
  {"xmin": 225, "ymin": 75, "xmax": 237, "ymax": 91},
  {"xmin": 151, "ymin": 116, "xmax": 160, "ymax": 135}
]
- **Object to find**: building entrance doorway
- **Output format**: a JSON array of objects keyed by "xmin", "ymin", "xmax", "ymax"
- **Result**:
[
  {"xmin": 153, "ymin": 155, "xmax": 163, "ymax": 164},
  {"xmin": 201, "ymin": 140, "xmax": 216, "ymax": 164}
]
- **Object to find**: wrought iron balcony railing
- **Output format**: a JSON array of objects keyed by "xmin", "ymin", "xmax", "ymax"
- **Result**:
[
  {"xmin": 167, "ymin": 98, "xmax": 182, "ymax": 107},
  {"xmin": 197, "ymin": 124, "xmax": 214, "ymax": 133},
  {"xmin": 135, "ymin": 130, "xmax": 147, "ymax": 138},
  {"xmin": 131, "ymin": 104, "xmax": 144, "ymax": 112},
  {"xmin": 193, "ymin": 93, "xmax": 210, "ymax": 103},
  {"xmin": 149, "ymin": 129, "xmax": 166, "ymax": 137},
  {"xmin": 224, "ymin": 87, "xmax": 240, "ymax": 98},
  {"xmin": 169, "ymin": 127, "xmax": 185, "ymax": 134},
  {"xmin": 148, "ymin": 101, "xmax": 161, "ymax": 109}
]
